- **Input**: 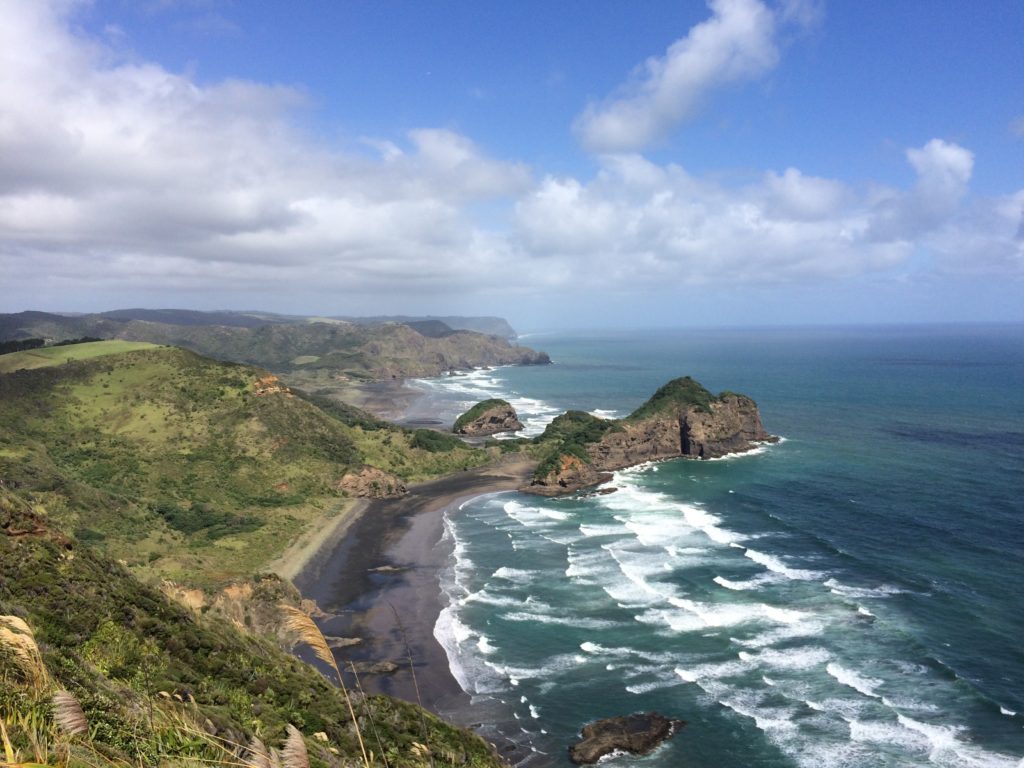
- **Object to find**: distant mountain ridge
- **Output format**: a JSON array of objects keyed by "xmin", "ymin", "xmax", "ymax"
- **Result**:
[
  {"xmin": 0, "ymin": 310, "xmax": 546, "ymax": 379},
  {"xmin": 7, "ymin": 308, "xmax": 519, "ymax": 337}
]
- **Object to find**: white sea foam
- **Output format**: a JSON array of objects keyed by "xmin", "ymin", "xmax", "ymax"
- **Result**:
[
  {"xmin": 578, "ymin": 522, "xmax": 627, "ymax": 538},
  {"xmin": 731, "ymin": 619, "xmax": 829, "ymax": 649},
  {"xmin": 477, "ymin": 635, "xmax": 497, "ymax": 654},
  {"xmin": 681, "ymin": 505, "xmax": 744, "ymax": 544},
  {"xmin": 824, "ymin": 578, "xmax": 906, "ymax": 599},
  {"xmin": 744, "ymin": 548, "xmax": 823, "ymax": 580},
  {"xmin": 999, "ymin": 706, "xmax": 1017, "ymax": 716},
  {"xmin": 460, "ymin": 589, "xmax": 525, "ymax": 608},
  {"xmin": 848, "ymin": 718, "xmax": 929, "ymax": 749},
  {"xmin": 713, "ymin": 573, "xmax": 778, "ymax": 591},
  {"xmin": 490, "ymin": 567, "xmax": 539, "ymax": 584},
  {"xmin": 826, "ymin": 662, "xmax": 883, "ymax": 698},
  {"xmin": 501, "ymin": 611, "xmax": 623, "ymax": 629}
]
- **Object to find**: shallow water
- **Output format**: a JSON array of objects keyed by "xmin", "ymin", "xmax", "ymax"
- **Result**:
[{"xmin": 419, "ymin": 325, "xmax": 1024, "ymax": 767}]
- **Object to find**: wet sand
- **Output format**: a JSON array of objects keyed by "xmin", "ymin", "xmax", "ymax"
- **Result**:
[{"xmin": 293, "ymin": 454, "xmax": 536, "ymax": 721}]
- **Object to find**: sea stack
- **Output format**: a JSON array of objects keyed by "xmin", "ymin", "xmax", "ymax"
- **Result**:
[{"xmin": 453, "ymin": 398, "xmax": 523, "ymax": 436}]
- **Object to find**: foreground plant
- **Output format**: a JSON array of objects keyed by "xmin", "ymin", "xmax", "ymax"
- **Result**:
[{"xmin": 278, "ymin": 604, "xmax": 371, "ymax": 767}]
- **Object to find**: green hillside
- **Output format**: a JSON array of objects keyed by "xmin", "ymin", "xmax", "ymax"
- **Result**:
[
  {"xmin": 0, "ymin": 346, "xmax": 489, "ymax": 587},
  {"xmin": 0, "ymin": 340, "xmax": 158, "ymax": 373},
  {"xmin": 0, "ymin": 489, "xmax": 504, "ymax": 767}
]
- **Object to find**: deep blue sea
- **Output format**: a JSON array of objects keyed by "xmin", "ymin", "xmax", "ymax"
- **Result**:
[{"xmin": 413, "ymin": 325, "xmax": 1024, "ymax": 767}]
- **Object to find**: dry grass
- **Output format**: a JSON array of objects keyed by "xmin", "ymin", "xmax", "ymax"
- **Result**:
[
  {"xmin": 281, "ymin": 724, "xmax": 309, "ymax": 768},
  {"xmin": 0, "ymin": 615, "xmax": 49, "ymax": 690},
  {"xmin": 278, "ymin": 604, "xmax": 370, "ymax": 767},
  {"xmin": 51, "ymin": 691, "xmax": 88, "ymax": 737}
]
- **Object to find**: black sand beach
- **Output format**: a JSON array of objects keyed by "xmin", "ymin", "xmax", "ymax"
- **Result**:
[{"xmin": 293, "ymin": 454, "xmax": 536, "ymax": 720}]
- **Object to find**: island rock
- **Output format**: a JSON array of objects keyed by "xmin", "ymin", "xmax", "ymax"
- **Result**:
[
  {"xmin": 569, "ymin": 712, "xmax": 685, "ymax": 765},
  {"xmin": 453, "ymin": 398, "xmax": 523, "ymax": 436}
]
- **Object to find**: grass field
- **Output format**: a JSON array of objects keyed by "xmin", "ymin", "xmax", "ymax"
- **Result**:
[{"xmin": 0, "ymin": 339, "xmax": 158, "ymax": 373}]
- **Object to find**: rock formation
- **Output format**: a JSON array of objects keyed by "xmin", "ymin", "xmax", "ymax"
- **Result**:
[
  {"xmin": 453, "ymin": 399, "xmax": 523, "ymax": 436},
  {"xmin": 336, "ymin": 466, "xmax": 407, "ymax": 498},
  {"xmin": 568, "ymin": 712, "xmax": 685, "ymax": 764},
  {"xmin": 528, "ymin": 377, "xmax": 777, "ymax": 496}
]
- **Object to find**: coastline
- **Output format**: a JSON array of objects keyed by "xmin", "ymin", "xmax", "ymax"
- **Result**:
[
  {"xmin": 292, "ymin": 454, "xmax": 536, "ymax": 722},
  {"xmin": 270, "ymin": 497, "xmax": 370, "ymax": 584}
]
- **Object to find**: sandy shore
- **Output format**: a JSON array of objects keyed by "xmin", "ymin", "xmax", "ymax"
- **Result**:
[
  {"xmin": 293, "ymin": 454, "xmax": 536, "ymax": 723},
  {"xmin": 269, "ymin": 498, "xmax": 369, "ymax": 583}
]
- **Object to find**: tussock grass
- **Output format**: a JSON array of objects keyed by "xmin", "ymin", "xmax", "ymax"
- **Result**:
[{"xmin": 0, "ymin": 615, "xmax": 49, "ymax": 690}]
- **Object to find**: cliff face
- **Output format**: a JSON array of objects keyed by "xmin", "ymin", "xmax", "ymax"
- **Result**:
[{"xmin": 528, "ymin": 379, "xmax": 776, "ymax": 496}]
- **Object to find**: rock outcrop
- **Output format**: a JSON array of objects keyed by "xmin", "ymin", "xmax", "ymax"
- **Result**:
[
  {"xmin": 569, "ymin": 712, "xmax": 685, "ymax": 764},
  {"xmin": 453, "ymin": 399, "xmax": 523, "ymax": 436},
  {"xmin": 528, "ymin": 377, "xmax": 777, "ymax": 496},
  {"xmin": 336, "ymin": 466, "xmax": 407, "ymax": 498}
]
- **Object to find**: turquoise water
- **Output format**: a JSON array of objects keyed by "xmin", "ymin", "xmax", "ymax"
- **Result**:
[{"xmin": 416, "ymin": 325, "xmax": 1024, "ymax": 767}]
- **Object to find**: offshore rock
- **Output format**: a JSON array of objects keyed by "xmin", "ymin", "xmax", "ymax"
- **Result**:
[
  {"xmin": 453, "ymin": 400, "xmax": 524, "ymax": 436},
  {"xmin": 569, "ymin": 712, "xmax": 685, "ymax": 765}
]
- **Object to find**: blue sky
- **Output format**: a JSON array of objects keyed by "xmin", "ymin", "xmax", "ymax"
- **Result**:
[{"xmin": 1, "ymin": 0, "xmax": 1021, "ymax": 329}]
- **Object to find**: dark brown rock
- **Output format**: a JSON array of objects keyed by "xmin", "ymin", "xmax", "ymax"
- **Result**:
[
  {"xmin": 454, "ymin": 403, "xmax": 524, "ymax": 436},
  {"xmin": 569, "ymin": 712, "xmax": 685, "ymax": 764},
  {"xmin": 337, "ymin": 466, "xmax": 406, "ymax": 498},
  {"xmin": 527, "ymin": 385, "xmax": 777, "ymax": 496}
]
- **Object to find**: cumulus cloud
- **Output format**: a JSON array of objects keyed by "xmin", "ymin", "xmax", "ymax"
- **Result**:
[
  {"xmin": 0, "ymin": 1, "xmax": 530, "ymax": 308},
  {"xmin": 515, "ymin": 140, "xmax": 1018, "ymax": 289},
  {"xmin": 868, "ymin": 139, "xmax": 974, "ymax": 241},
  {"xmin": 574, "ymin": 0, "xmax": 783, "ymax": 153}
]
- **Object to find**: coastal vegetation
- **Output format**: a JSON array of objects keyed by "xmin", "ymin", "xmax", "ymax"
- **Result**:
[
  {"xmin": 625, "ymin": 375, "xmax": 717, "ymax": 418},
  {"xmin": 0, "ymin": 345, "xmax": 489, "ymax": 587},
  {"xmin": 0, "ymin": 488, "xmax": 506, "ymax": 767},
  {"xmin": 531, "ymin": 411, "xmax": 622, "ymax": 479},
  {"xmin": 452, "ymin": 399, "xmax": 512, "ymax": 432}
]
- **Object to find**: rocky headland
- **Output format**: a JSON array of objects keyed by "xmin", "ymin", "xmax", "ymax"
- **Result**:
[{"xmin": 528, "ymin": 376, "xmax": 776, "ymax": 496}]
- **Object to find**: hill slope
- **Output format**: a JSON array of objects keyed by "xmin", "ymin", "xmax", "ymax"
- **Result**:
[
  {"xmin": 0, "ymin": 345, "xmax": 490, "ymax": 586},
  {"xmin": 0, "ymin": 489, "xmax": 504, "ymax": 767}
]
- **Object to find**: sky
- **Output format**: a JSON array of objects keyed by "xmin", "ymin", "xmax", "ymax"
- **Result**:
[{"xmin": 1, "ymin": 0, "xmax": 1022, "ymax": 330}]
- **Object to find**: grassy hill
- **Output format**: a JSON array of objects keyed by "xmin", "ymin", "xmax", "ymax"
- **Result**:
[
  {"xmin": 0, "ymin": 345, "xmax": 490, "ymax": 588},
  {"xmin": 0, "ymin": 488, "xmax": 504, "ymax": 767},
  {"xmin": 0, "ymin": 340, "xmax": 158, "ymax": 373}
]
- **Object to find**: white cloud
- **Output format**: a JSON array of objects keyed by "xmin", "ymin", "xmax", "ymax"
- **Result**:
[
  {"xmin": 0, "ymin": 1, "xmax": 530, "ymax": 307},
  {"xmin": 574, "ymin": 0, "xmax": 781, "ymax": 152},
  {"xmin": 0, "ymin": 1, "xmax": 1019, "ymax": 318},
  {"xmin": 868, "ymin": 139, "xmax": 974, "ymax": 241}
]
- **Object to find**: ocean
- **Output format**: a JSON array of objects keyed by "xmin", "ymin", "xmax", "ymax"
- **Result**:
[{"xmin": 412, "ymin": 325, "xmax": 1024, "ymax": 767}]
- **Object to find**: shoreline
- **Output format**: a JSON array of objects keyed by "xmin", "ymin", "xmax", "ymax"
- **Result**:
[
  {"xmin": 292, "ymin": 454, "xmax": 536, "ymax": 727},
  {"xmin": 270, "ymin": 497, "xmax": 370, "ymax": 584}
]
